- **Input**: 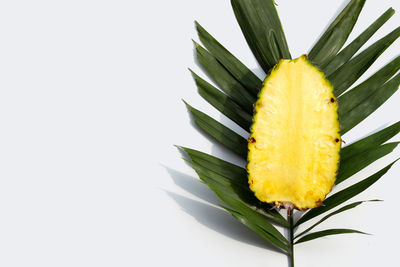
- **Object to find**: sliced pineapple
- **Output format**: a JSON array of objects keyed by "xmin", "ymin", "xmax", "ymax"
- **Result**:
[{"xmin": 248, "ymin": 55, "xmax": 341, "ymax": 210}]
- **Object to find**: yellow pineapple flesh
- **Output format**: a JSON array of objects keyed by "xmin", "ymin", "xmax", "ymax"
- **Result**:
[{"xmin": 248, "ymin": 55, "xmax": 341, "ymax": 210}]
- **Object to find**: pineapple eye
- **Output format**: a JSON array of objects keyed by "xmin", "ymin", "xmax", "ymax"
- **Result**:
[
  {"xmin": 330, "ymin": 98, "xmax": 335, "ymax": 103},
  {"xmin": 335, "ymin": 138, "xmax": 340, "ymax": 143},
  {"xmin": 249, "ymin": 137, "xmax": 256, "ymax": 143}
]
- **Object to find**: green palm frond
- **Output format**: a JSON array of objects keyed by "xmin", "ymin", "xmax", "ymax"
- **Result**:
[
  {"xmin": 231, "ymin": 0, "xmax": 291, "ymax": 72},
  {"xmin": 309, "ymin": 0, "xmax": 365, "ymax": 67},
  {"xmin": 195, "ymin": 21, "xmax": 262, "ymax": 94},
  {"xmin": 294, "ymin": 200, "xmax": 381, "ymax": 239},
  {"xmin": 179, "ymin": 0, "xmax": 399, "ymax": 265},
  {"xmin": 294, "ymin": 229, "xmax": 370, "ymax": 245},
  {"xmin": 329, "ymin": 27, "xmax": 400, "ymax": 96},
  {"xmin": 295, "ymin": 161, "xmax": 398, "ymax": 226},
  {"xmin": 323, "ymin": 8, "xmax": 395, "ymax": 76}
]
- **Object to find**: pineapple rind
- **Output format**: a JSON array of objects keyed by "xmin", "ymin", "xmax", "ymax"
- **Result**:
[{"xmin": 247, "ymin": 55, "xmax": 341, "ymax": 210}]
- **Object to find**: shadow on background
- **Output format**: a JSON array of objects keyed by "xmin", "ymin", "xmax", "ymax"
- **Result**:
[
  {"xmin": 164, "ymin": 167, "xmax": 283, "ymax": 253},
  {"xmin": 165, "ymin": 167, "xmax": 220, "ymax": 205}
]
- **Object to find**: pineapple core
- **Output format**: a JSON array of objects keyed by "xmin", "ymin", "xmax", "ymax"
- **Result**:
[{"xmin": 248, "ymin": 55, "xmax": 341, "ymax": 210}]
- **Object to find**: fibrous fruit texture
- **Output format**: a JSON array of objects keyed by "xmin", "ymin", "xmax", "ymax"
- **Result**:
[{"xmin": 248, "ymin": 56, "xmax": 341, "ymax": 210}]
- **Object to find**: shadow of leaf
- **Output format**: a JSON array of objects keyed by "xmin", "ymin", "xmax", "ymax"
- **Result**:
[
  {"xmin": 164, "ymin": 167, "xmax": 283, "ymax": 253},
  {"xmin": 165, "ymin": 190, "xmax": 282, "ymax": 252},
  {"xmin": 165, "ymin": 166, "xmax": 221, "ymax": 205}
]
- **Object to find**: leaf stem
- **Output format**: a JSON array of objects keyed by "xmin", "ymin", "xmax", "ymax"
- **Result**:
[{"xmin": 288, "ymin": 210, "xmax": 295, "ymax": 267}]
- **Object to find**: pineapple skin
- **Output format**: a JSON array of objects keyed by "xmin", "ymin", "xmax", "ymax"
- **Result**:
[{"xmin": 247, "ymin": 55, "xmax": 341, "ymax": 210}]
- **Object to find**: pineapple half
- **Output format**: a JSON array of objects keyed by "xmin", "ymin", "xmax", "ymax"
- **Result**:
[{"xmin": 248, "ymin": 55, "xmax": 341, "ymax": 210}]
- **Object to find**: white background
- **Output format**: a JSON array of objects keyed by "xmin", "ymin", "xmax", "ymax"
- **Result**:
[{"xmin": 0, "ymin": 0, "xmax": 399, "ymax": 266}]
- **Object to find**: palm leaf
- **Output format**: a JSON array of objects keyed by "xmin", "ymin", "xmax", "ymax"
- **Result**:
[
  {"xmin": 309, "ymin": 0, "xmax": 365, "ymax": 67},
  {"xmin": 295, "ymin": 160, "xmax": 398, "ymax": 226},
  {"xmin": 231, "ymin": 0, "xmax": 291, "ymax": 72},
  {"xmin": 195, "ymin": 42, "xmax": 256, "ymax": 113},
  {"xmin": 190, "ymin": 70, "xmax": 253, "ymax": 131},
  {"xmin": 180, "ymin": 0, "xmax": 399, "ymax": 263},
  {"xmin": 323, "ymin": 8, "xmax": 395, "ymax": 76},
  {"xmin": 337, "ymin": 143, "xmax": 399, "ymax": 185},
  {"xmin": 329, "ymin": 27, "xmax": 400, "ymax": 96},
  {"xmin": 295, "ymin": 229, "xmax": 369, "ymax": 244},
  {"xmin": 341, "ymin": 121, "xmax": 400, "ymax": 160},
  {"xmin": 184, "ymin": 102, "xmax": 248, "ymax": 158},
  {"xmin": 189, "ymin": 160, "xmax": 249, "ymax": 190},
  {"xmin": 195, "ymin": 21, "xmax": 262, "ymax": 95},
  {"xmin": 179, "ymin": 147, "xmax": 248, "ymax": 185},
  {"xmin": 223, "ymin": 206, "xmax": 289, "ymax": 252},
  {"xmin": 194, "ymin": 176, "xmax": 289, "ymax": 245},
  {"xmin": 180, "ymin": 147, "xmax": 287, "ymax": 226},
  {"xmin": 340, "ymin": 73, "xmax": 400, "ymax": 134},
  {"xmin": 188, "ymin": 159, "xmax": 288, "ymax": 227},
  {"xmin": 338, "ymin": 56, "xmax": 400, "ymax": 117},
  {"xmin": 295, "ymin": 200, "xmax": 381, "ymax": 239}
]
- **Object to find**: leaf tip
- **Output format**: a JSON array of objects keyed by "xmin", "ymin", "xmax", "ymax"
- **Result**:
[
  {"xmin": 191, "ymin": 39, "xmax": 200, "ymax": 48},
  {"xmin": 368, "ymin": 199, "xmax": 384, "ymax": 203},
  {"xmin": 182, "ymin": 99, "xmax": 191, "ymax": 109},
  {"xmin": 188, "ymin": 69, "xmax": 199, "ymax": 80}
]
